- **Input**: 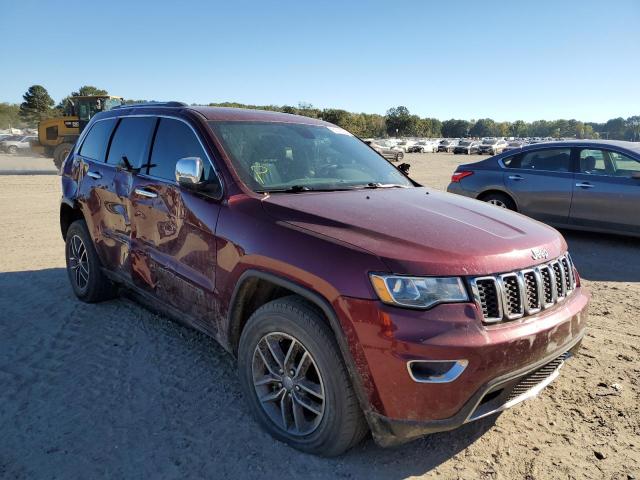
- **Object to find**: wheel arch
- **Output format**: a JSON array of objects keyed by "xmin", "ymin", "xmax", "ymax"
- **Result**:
[
  {"xmin": 60, "ymin": 200, "xmax": 85, "ymax": 240},
  {"xmin": 227, "ymin": 270, "xmax": 373, "ymax": 417},
  {"xmin": 476, "ymin": 189, "xmax": 519, "ymax": 211}
]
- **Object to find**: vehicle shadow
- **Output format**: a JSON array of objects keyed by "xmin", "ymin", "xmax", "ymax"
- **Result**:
[
  {"xmin": 560, "ymin": 230, "xmax": 640, "ymax": 282},
  {"xmin": 0, "ymin": 267, "xmax": 497, "ymax": 479}
]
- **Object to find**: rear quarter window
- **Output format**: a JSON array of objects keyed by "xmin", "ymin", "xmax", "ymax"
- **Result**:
[{"xmin": 79, "ymin": 119, "xmax": 116, "ymax": 161}]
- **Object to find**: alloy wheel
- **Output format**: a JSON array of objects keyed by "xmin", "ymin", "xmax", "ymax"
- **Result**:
[
  {"xmin": 69, "ymin": 234, "xmax": 90, "ymax": 290},
  {"xmin": 488, "ymin": 199, "xmax": 508, "ymax": 208},
  {"xmin": 252, "ymin": 332, "xmax": 325, "ymax": 436}
]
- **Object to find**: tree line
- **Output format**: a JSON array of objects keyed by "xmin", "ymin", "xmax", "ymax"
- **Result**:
[{"xmin": 2, "ymin": 84, "xmax": 638, "ymax": 142}]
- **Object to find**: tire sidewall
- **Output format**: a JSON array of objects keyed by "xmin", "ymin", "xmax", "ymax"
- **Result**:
[{"xmin": 238, "ymin": 305, "xmax": 353, "ymax": 454}]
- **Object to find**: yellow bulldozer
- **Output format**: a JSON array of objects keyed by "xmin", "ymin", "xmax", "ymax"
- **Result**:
[{"xmin": 34, "ymin": 95, "xmax": 123, "ymax": 168}]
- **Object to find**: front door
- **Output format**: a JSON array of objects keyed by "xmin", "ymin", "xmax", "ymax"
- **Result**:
[
  {"xmin": 570, "ymin": 148, "xmax": 640, "ymax": 235},
  {"xmin": 502, "ymin": 147, "xmax": 574, "ymax": 225},
  {"xmin": 129, "ymin": 117, "xmax": 223, "ymax": 334}
]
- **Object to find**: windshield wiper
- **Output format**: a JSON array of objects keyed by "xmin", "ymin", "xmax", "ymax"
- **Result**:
[
  {"xmin": 257, "ymin": 185, "xmax": 312, "ymax": 194},
  {"xmin": 361, "ymin": 182, "xmax": 409, "ymax": 189}
]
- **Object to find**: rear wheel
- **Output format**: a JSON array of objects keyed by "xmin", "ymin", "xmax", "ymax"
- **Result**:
[
  {"xmin": 395, "ymin": 152, "xmax": 404, "ymax": 162},
  {"xmin": 65, "ymin": 220, "xmax": 118, "ymax": 302},
  {"xmin": 7, "ymin": 145, "xmax": 17, "ymax": 154},
  {"xmin": 238, "ymin": 296, "xmax": 367, "ymax": 456},
  {"xmin": 482, "ymin": 192, "xmax": 517, "ymax": 211}
]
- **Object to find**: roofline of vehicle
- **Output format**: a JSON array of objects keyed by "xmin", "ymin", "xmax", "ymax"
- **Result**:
[{"xmin": 111, "ymin": 101, "xmax": 188, "ymax": 110}]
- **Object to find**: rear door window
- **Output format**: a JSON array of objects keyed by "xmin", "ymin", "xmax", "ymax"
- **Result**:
[
  {"xmin": 79, "ymin": 118, "xmax": 116, "ymax": 161},
  {"xmin": 106, "ymin": 117, "xmax": 157, "ymax": 168},
  {"xmin": 148, "ymin": 118, "xmax": 213, "ymax": 181},
  {"xmin": 506, "ymin": 148, "xmax": 572, "ymax": 172}
]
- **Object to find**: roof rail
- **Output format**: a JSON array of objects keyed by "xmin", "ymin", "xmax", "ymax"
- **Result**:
[{"xmin": 113, "ymin": 101, "xmax": 188, "ymax": 109}]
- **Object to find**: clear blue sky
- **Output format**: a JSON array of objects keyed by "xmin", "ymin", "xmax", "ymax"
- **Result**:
[{"xmin": 1, "ymin": 0, "xmax": 638, "ymax": 122}]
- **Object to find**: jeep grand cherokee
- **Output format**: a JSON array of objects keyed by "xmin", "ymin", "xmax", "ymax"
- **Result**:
[{"xmin": 60, "ymin": 103, "xmax": 589, "ymax": 456}]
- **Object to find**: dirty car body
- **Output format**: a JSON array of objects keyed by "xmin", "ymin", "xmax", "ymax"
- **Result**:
[{"xmin": 59, "ymin": 105, "xmax": 589, "ymax": 453}]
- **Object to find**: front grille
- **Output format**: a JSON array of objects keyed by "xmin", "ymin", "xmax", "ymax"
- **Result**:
[
  {"xmin": 470, "ymin": 254, "xmax": 576, "ymax": 324},
  {"xmin": 523, "ymin": 271, "xmax": 539, "ymax": 311},
  {"xmin": 540, "ymin": 266, "xmax": 554, "ymax": 305},
  {"xmin": 502, "ymin": 274, "xmax": 523, "ymax": 318},
  {"xmin": 505, "ymin": 353, "xmax": 569, "ymax": 402},
  {"xmin": 476, "ymin": 279, "xmax": 501, "ymax": 320}
]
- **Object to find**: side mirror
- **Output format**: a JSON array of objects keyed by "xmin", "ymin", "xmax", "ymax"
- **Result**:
[
  {"xmin": 175, "ymin": 157, "xmax": 204, "ymax": 187},
  {"xmin": 632, "ymin": 172, "xmax": 640, "ymax": 180}
]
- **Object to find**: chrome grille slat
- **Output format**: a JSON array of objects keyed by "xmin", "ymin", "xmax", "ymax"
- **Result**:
[{"xmin": 471, "ymin": 254, "xmax": 577, "ymax": 324}]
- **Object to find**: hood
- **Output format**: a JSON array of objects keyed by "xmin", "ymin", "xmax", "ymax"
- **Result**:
[{"xmin": 261, "ymin": 187, "xmax": 566, "ymax": 276}]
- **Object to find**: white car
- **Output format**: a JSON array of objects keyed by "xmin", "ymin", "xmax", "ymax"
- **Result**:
[
  {"xmin": 0, "ymin": 135, "xmax": 37, "ymax": 154},
  {"xmin": 408, "ymin": 140, "xmax": 437, "ymax": 153}
]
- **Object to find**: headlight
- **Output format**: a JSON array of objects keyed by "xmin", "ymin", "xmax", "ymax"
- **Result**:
[{"xmin": 370, "ymin": 274, "xmax": 469, "ymax": 308}]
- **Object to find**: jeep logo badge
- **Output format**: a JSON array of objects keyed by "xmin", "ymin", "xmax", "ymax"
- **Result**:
[{"xmin": 531, "ymin": 247, "xmax": 549, "ymax": 260}]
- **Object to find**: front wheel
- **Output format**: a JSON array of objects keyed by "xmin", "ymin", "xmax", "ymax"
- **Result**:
[
  {"xmin": 7, "ymin": 145, "xmax": 17, "ymax": 154},
  {"xmin": 65, "ymin": 220, "xmax": 118, "ymax": 302},
  {"xmin": 238, "ymin": 296, "xmax": 367, "ymax": 456}
]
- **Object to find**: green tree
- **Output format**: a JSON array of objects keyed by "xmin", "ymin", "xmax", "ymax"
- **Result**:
[
  {"xmin": 625, "ymin": 116, "xmax": 640, "ymax": 141},
  {"xmin": 0, "ymin": 103, "xmax": 24, "ymax": 129},
  {"xmin": 469, "ymin": 118, "xmax": 498, "ymax": 137},
  {"xmin": 603, "ymin": 117, "xmax": 626, "ymax": 139},
  {"xmin": 385, "ymin": 106, "xmax": 415, "ymax": 137},
  {"xmin": 441, "ymin": 119, "xmax": 472, "ymax": 138},
  {"xmin": 19, "ymin": 85, "xmax": 54, "ymax": 126}
]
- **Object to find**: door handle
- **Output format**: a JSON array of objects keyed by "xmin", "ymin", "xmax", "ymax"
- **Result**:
[
  {"xmin": 575, "ymin": 182, "xmax": 594, "ymax": 189},
  {"xmin": 135, "ymin": 188, "xmax": 158, "ymax": 199},
  {"xmin": 508, "ymin": 175, "xmax": 524, "ymax": 181},
  {"xmin": 86, "ymin": 171, "xmax": 102, "ymax": 179}
]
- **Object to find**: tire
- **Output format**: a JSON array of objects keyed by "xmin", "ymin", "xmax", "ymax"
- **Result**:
[
  {"xmin": 238, "ymin": 296, "xmax": 368, "ymax": 456},
  {"xmin": 8, "ymin": 145, "xmax": 17, "ymax": 154},
  {"xmin": 481, "ymin": 192, "xmax": 517, "ymax": 211},
  {"xmin": 395, "ymin": 152, "xmax": 404, "ymax": 162},
  {"xmin": 65, "ymin": 220, "xmax": 118, "ymax": 302},
  {"xmin": 53, "ymin": 143, "xmax": 73, "ymax": 171}
]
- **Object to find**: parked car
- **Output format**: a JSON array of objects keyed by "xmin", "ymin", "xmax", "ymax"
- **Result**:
[
  {"xmin": 364, "ymin": 140, "xmax": 404, "ymax": 161},
  {"xmin": 395, "ymin": 139, "xmax": 417, "ymax": 152},
  {"xmin": 438, "ymin": 139, "xmax": 459, "ymax": 152},
  {"xmin": 503, "ymin": 141, "xmax": 526, "ymax": 152},
  {"xmin": 447, "ymin": 140, "xmax": 640, "ymax": 237},
  {"xmin": 0, "ymin": 135, "xmax": 36, "ymax": 154},
  {"xmin": 478, "ymin": 138, "xmax": 508, "ymax": 155},
  {"xmin": 60, "ymin": 104, "xmax": 588, "ymax": 456},
  {"xmin": 453, "ymin": 140, "xmax": 479, "ymax": 154},
  {"xmin": 408, "ymin": 140, "xmax": 437, "ymax": 153}
]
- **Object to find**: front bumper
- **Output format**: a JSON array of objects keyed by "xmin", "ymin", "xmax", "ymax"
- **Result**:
[{"xmin": 334, "ymin": 285, "xmax": 589, "ymax": 446}]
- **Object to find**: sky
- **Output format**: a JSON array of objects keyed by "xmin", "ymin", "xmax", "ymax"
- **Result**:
[{"xmin": 1, "ymin": 0, "xmax": 638, "ymax": 122}]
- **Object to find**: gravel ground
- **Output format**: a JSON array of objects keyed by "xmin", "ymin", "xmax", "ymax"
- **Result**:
[{"xmin": 0, "ymin": 152, "xmax": 638, "ymax": 479}]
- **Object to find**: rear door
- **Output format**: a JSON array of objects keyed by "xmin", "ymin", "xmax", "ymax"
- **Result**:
[
  {"xmin": 75, "ymin": 118, "xmax": 124, "ymax": 273},
  {"xmin": 502, "ymin": 147, "xmax": 574, "ymax": 225},
  {"xmin": 129, "ymin": 117, "xmax": 223, "ymax": 332},
  {"xmin": 569, "ymin": 148, "xmax": 640, "ymax": 234}
]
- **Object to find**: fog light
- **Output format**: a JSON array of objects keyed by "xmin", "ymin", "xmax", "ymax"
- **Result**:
[{"xmin": 407, "ymin": 360, "xmax": 468, "ymax": 383}]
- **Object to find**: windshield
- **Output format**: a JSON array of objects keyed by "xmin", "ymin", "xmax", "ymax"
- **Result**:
[
  {"xmin": 482, "ymin": 139, "xmax": 496, "ymax": 145},
  {"xmin": 208, "ymin": 121, "xmax": 413, "ymax": 192},
  {"xmin": 459, "ymin": 141, "xmax": 472, "ymax": 146}
]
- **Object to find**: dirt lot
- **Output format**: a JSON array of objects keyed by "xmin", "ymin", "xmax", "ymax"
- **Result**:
[{"xmin": 0, "ymin": 152, "xmax": 638, "ymax": 479}]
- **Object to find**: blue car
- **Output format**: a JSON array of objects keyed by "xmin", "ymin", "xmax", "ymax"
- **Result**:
[{"xmin": 447, "ymin": 140, "xmax": 640, "ymax": 237}]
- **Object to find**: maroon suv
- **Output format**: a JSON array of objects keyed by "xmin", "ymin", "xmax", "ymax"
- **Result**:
[{"xmin": 60, "ymin": 103, "xmax": 589, "ymax": 456}]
